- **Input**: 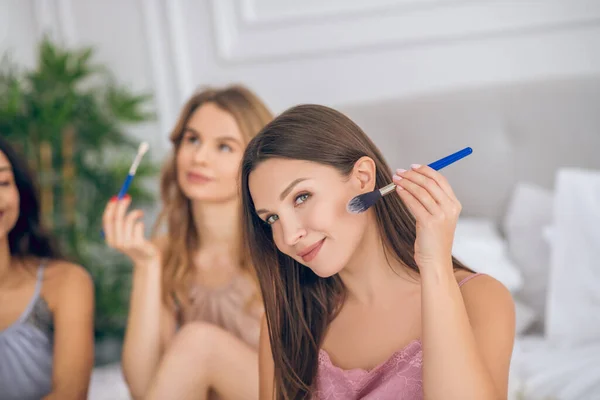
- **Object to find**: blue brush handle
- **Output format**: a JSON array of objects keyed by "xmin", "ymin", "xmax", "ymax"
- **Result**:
[
  {"xmin": 117, "ymin": 174, "xmax": 134, "ymax": 199},
  {"xmin": 101, "ymin": 174, "xmax": 134, "ymax": 238},
  {"xmin": 427, "ymin": 147, "xmax": 472, "ymax": 171}
]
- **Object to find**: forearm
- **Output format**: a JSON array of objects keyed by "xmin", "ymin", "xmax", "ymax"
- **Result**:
[
  {"xmin": 122, "ymin": 263, "xmax": 165, "ymax": 398},
  {"xmin": 420, "ymin": 266, "xmax": 497, "ymax": 400}
]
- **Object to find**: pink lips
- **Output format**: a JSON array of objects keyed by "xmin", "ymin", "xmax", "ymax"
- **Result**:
[
  {"xmin": 186, "ymin": 172, "xmax": 213, "ymax": 184},
  {"xmin": 298, "ymin": 239, "xmax": 325, "ymax": 263}
]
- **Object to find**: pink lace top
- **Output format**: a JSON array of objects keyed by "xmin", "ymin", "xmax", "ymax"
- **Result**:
[{"xmin": 312, "ymin": 273, "xmax": 484, "ymax": 400}]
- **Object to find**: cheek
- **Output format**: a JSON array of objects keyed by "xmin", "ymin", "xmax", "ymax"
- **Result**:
[
  {"xmin": 4, "ymin": 189, "xmax": 20, "ymax": 228},
  {"xmin": 222, "ymin": 155, "xmax": 242, "ymax": 177},
  {"xmin": 9, "ymin": 191, "xmax": 19, "ymax": 211},
  {"xmin": 298, "ymin": 193, "xmax": 352, "ymax": 242},
  {"xmin": 177, "ymin": 147, "xmax": 197, "ymax": 178},
  {"xmin": 176, "ymin": 150, "xmax": 188, "ymax": 174}
]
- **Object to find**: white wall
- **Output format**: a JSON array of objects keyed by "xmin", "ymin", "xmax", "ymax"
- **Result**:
[{"xmin": 2, "ymin": 0, "xmax": 600, "ymax": 158}]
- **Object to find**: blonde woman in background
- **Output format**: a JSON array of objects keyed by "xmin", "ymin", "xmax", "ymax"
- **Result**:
[{"xmin": 102, "ymin": 85, "xmax": 273, "ymax": 400}]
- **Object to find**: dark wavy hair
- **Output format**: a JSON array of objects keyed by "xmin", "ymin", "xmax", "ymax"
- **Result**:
[{"xmin": 0, "ymin": 136, "xmax": 62, "ymax": 260}]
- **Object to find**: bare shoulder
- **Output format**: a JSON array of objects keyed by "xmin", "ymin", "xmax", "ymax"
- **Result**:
[
  {"xmin": 456, "ymin": 272, "xmax": 515, "ymax": 325},
  {"xmin": 44, "ymin": 260, "xmax": 94, "ymax": 305},
  {"xmin": 46, "ymin": 260, "xmax": 93, "ymax": 285}
]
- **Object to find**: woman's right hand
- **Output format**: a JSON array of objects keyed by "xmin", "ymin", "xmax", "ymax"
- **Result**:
[{"xmin": 102, "ymin": 195, "xmax": 161, "ymax": 267}]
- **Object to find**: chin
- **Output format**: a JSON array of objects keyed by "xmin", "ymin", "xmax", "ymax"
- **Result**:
[
  {"xmin": 180, "ymin": 187, "xmax": 232, "ymax": 203},
  {"xmin": 304, "ymin": 261, "xmax": 345, "ymax": 279}
]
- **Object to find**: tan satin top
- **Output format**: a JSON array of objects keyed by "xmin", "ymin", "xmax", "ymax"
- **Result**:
[{"xmin": 179, "ymin": 272, "xmax": 262, "ymax": 350}]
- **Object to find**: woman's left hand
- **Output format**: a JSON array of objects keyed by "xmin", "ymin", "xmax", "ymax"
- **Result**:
[{"xmin": 393, "ymin": 164, "xmax": 461, "ymax": 270}]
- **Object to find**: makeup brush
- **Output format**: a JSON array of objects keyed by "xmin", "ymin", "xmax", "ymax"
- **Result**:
[
  {"xmin": 117, "ymin": 141, "xmax": 150, "ymax": 199},
  {"xmin": 101, "ymin": 141, "xmax": 150, "ymax": 237},
  {"xmin": 346, "ymin": 147, "xmax": 473, "ymax": 214}
]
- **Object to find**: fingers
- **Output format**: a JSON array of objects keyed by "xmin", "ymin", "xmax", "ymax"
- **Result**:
[
  {"xmin": 102, "ymin": 196, "xmax": 119, "ymax": 248},
  {"xmin": 123, "ymin": 210, "xmax": 144, "ymax": 245},
  {"xmin": 103, "ymin": 195, "xmax": 144, "ymax": 250},
  {"xmin": 409, "ymin": 164, "xmax": 457, "ymax": 200},
  {"xmin": 393, "ymin": 167, "xmax": 445, "ymax": 215},
  {"xmin": 393, "ymin": 165, "xmax": 461, "ymax": 219},
  {"xmin": 113, "ymin": 195, "xmax": 132, "ymax": 246},
  {"xmin": 395, "ymin": 184, "xmax": 430, "ymax": 222},
  {"xmin": 133, "ymin": 220, "xmax": 146, "ymax": 246}
]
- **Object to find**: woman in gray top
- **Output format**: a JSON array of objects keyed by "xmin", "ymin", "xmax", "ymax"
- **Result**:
[{"xmin": 0, "ymin": 137, "xmax": 95, "ymax": 400}]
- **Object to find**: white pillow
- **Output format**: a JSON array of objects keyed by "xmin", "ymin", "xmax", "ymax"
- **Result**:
[
  {"xmin": 502, "ymin": 182, "xmax": 553, "ymax": 333},
  {"xmin": 546, "ymin": 168, "xmax": 600, "ymax": 345},
  {"xmin": 514, "ymin": 300, "xmax": 537, "ymax": 335},
  {"xmin": 452, "ymin": 217, "xmax": 523, "ymax": 293}
]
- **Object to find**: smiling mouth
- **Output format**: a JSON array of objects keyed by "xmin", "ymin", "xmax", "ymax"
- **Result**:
[{"xmin": 298, "ymin": 239, "xmax": 326, "ymax": 263}]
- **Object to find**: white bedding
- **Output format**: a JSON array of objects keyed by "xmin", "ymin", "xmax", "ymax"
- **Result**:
[
  {"xmin": 509, "ymin": 336, "xmax": 600, "ymax": 400},
  {"xmin": 89, "ymin": 363, "xmax": 129, "ymax": 400}
]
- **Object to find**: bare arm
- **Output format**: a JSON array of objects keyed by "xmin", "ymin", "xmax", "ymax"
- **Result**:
[
  {"xmin": 102, "ymin": 196, "xmax": 177, "ymax": 399},
  {"xmin": 259, "ymin": 316, "xmax": 276, "ymax": 400},
  {"xmin": 394, "ymin": 165, "xmax": 515, "ymax": 399},
  {"xmin": 421, "ymin": 271, "xmax": 515, "ymax": 399},
  {"xmin": 121, "ymin": 261, "xmax": 177, "ymax": 400},
  {"xmin": 43, "ymin": 264, "xmax": 95, "ymax": 400}
]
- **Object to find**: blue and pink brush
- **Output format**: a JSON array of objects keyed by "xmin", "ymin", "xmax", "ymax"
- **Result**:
[{"xmin": 346, "ymin": 147, "xmax": 473, "ymax": 214}]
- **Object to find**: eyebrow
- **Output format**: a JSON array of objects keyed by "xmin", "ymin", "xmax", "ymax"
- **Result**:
[
  {"xmin": 255, "ymin": 178, "xmax": 309, "ymax": 216},
  {"xmin": 183, "ymin": 127, "xmax": 240, "ymax": 143},
  {"xmin": 0, "ymin": 166, "xmax": 11, "ymax": 172}
]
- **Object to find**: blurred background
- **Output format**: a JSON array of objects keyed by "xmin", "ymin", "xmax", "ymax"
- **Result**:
[{"xmin": 2, "ymin": 1, "xmax": 600, "ymax": 399}]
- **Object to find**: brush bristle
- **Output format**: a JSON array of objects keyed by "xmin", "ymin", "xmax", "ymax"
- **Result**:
[{"xmin": 346, "ymin": 190, "xmax": 382, "ymax": 214}]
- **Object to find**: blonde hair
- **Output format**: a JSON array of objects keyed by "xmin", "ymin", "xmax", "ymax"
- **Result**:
[{"xmin": 153, "ymin": 84, "xmax": 273, "ymax": 308}]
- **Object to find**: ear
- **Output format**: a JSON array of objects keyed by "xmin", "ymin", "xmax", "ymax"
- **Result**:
[{"xmin": 351, "ymin": 156, "xmax": 377, "ymax": 193}]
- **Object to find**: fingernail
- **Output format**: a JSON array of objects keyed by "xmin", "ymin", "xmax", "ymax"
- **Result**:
[
  {"xmin": 393, "ymin": 174, "xmax": 403, "ymax": 181},
  {"xmin": 411, "ymin": 164, "xmax": 422, "ymax": 170},
  {"xmin": 110, "ymin": 196, "xmax": 117, "ymax": 202},
  {"xmin": 396, "ymin": 185, "xmax": 404, "ymax": 191},
  {"xmin": 124, "ymin": 194, "xmax": 131, "ymax": 200},
  {"xmin": 396, "ymin": 168, "xmax": 407, "ymax": 174}
]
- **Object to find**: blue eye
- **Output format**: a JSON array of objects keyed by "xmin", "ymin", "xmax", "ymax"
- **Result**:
[
  {"xmin": 266, "ymin": 214, "xmax": 279, "ymax": 225},
  {"xmin": 219, "ymin": 143, "xmax": 233, "ymax": 152}
]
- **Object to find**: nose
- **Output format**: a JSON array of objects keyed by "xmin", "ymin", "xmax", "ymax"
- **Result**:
[
  {"xmin": 192, "ymin": 143, "xmax": 211, "ymax": 164},
  {"xmin": 281, "ymin": 215, "xmax": 307, "ymax": 248}
]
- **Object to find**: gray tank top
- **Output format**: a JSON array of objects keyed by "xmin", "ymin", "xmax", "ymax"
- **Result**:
[{"xmin": 0, "ymin": 263, "xmax": 53, "ymax": 400}]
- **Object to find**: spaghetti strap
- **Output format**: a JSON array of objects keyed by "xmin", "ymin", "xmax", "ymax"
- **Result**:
[
  {"xmin": 458, "ymin": 272, "xmax": 484, "ymax": 287},
  {"xmin": 16, "ymin": 260, "xmax": 46, "ymax": 324}
]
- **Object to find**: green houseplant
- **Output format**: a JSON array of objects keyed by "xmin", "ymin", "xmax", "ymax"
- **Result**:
[{"xmin": 0, "ymin": 37, "xmax": 159, "ymax": 361}]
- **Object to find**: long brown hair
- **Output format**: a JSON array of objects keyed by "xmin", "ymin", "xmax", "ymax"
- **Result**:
[
  {"xmin": 153, "ymin": 84, "xmax": 273, "ymax": 307},
  {"xmin": 240, "ymin": 104, "xmax": 468, "ymax": 399}
]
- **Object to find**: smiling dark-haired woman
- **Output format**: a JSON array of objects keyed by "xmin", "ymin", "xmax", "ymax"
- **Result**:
[{"xmin": 0, "ymin": 136, "xmax": 94, "ymax": 400}]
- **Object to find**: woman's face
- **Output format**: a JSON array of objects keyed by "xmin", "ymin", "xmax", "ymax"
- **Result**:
[
  {"xmin": 0, "ymin": 150, "xmax": 20, "ymax": 241},
  {"xmin": 249, "ymin": 158, "xmax": 373, "ymax": 277},
  {"xmin": 176, "ymin": 102, "xmax": 246, "ymax": 203}
]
